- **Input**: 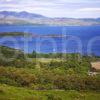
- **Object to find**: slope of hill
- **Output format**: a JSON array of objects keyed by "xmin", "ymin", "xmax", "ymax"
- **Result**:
[
  {"xmin": 0, "ymin": 11, "xmax": 100, "ymax": 26},
  {"xmin": 0, "ymin": 11, "xmax": 45, "ymax": 19},
  {"xmin": 0, "ymin": 84, "xmax": 100, "ymax": 100}
]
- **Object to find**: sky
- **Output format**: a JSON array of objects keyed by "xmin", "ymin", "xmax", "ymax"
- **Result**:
[{"xmin": 0, "ymin": 0, "xmax": 100, "ymax": 18}]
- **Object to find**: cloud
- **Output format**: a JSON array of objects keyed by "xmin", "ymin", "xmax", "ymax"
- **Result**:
[
  {"xmin": 0, "ymin": 0, "xmax": 100, "ymax": 18},
  {"xmin": 77, "ymin": 8, "xmax": 100, "ymax": 12},
  {"xmin": 6, "ymin": 0, "xmax": 12, "ymax": 2}
]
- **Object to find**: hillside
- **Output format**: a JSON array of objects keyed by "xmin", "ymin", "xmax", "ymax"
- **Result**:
[
  {"xmin": 0, "ymin": 45, "xmax": 100, "ymax": 99},
  {"xmin": 0, "ymin": 84, "xmax": 100, "ymax": 100},
  {"xmin": 0, "ymin": 11, "xmax": 100, "ymax": 26}
]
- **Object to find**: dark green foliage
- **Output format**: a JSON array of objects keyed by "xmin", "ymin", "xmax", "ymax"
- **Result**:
[
  {"xmin": 54, "ymin": 74, "xmax": 100, "ymax": 91},
  {"xmin": 0, "ymin": 46, "xmax": 25, "ymax": 62},
  {"xmin": 46, "ymin": 94, "xmax": 62, "ymax": 100},
  {"xmin": 0, "ymin": 46, "xmax": 36, "ymax": 68},
  {"xmin": 0, "ymin": 46, "xmax": 100, "ymax": 91},
  {"xmin": 0, "ymin": 66, "xmax": 100, "ymax": 91},
  {"xmin": 0, "ymin": 67, "xmax": 37, "ymax": 87},
  {"xmin": 84, "ymin": 75, "xmax": 100, "ymax": 90},
  {"xmin": 0, "ymin": 76, "xmax": 18, "ymax": 86}
]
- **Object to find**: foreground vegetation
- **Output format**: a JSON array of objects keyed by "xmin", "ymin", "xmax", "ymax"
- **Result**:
[
  {"xmin": 0, "ymin": 46, "xmax": 100, "ymax": 99},
  {"xmin": 0, "ymin": 84, "xmax": 100, "ymax": 100}
]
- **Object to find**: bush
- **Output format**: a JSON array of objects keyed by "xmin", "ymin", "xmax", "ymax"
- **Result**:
[
  {"xmin": 0, "ymin": 77, "xmax": 19, "ymax": 86},
  {"xmin": 24, "ymin": 96, "xmax": 42, "ymax": 100},
  {"xmin": 46, "ymin": 94, "xmax": 62, "ymax": 100},
  {"xmin": 0, "ymin": 67, "xmax": 37, "ymax": 87},
  {"xmin": 30, "ymin": 84, "xmax": 53, "ymax": 90},
  {"xmin": 0, "ymin": 87, "xmax": 5, "ymax": 94},
  {"xmin": 54, "ymin": 74, "xmax": 100, "ymax": 91},
  {"xmin": 84, "ymin": 76, "xmax": 100, "ymax": 90}
]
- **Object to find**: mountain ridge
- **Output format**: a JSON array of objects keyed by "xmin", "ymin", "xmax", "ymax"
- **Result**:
[
  {"xmin": 0, "ymin": 11, "xmax": 100, "ymax": 26},
  {"xmin": 0, "ymin": 11, "xmax": 46, "ymax": 19}
]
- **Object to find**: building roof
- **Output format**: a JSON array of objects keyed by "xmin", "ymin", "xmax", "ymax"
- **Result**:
[{"xmin": 91, "ymin": 62, "xmax": 100, "ymax": 71}]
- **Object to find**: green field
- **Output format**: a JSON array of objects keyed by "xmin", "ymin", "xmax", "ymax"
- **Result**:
[{"xmin": 0, "ymin": 84, "xmax": 100, "ymax": 100}]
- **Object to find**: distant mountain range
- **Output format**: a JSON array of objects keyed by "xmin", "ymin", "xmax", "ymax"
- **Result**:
[
  {"xmin": 0, "ymin": 11, "xmax": 100, "ymax": 26},
  {"xmin": 0, "ymin": 11, "xmax": 45, "ymax": 19}
]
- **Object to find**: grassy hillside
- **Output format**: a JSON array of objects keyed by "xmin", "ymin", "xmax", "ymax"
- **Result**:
[
  {"xmin": 0, "ymin": 84, "xmax": 100, "ymax": 100},
  {"xmin": 0, "ymin": 46, "xmax": 100, "ymax": 99}
]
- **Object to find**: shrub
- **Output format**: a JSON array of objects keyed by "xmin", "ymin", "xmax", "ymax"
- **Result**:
[
  {"xmin": 0, "ymin": 87, "xmax": 5, "ymax": 94},
  {"xmin": 24, "ymin": 96, "xmax": 42, "ymax": 100},
  {"xmin": 46, "ymin": 94, "xmax": 62, "ymax": 100}
]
